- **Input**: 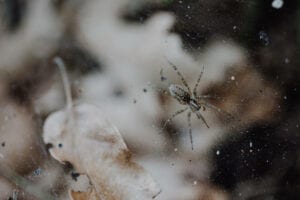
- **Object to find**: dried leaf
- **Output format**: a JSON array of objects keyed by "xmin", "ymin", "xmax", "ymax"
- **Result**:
[
  {"xmin": 43, "ymin": 104, "xmax": 161, "ymax": 200},
  {"xmin": 69, "ymin": 189, "xmax": 98, "ymax": 200}
]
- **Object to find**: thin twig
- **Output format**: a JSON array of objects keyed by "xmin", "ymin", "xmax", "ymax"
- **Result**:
[{"xmin": 54, "ymin": 57, "xmax": 74, "ymax": 127}]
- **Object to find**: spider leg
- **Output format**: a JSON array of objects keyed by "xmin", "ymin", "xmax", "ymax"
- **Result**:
[
  {"xmin": 196, "ymin": 95, "xmax": 213, "ymax": 100},
  {"xmin": 193, "ymin": 65, "xmax": 204, "ymax": 97},
  {"xmin": 161, "ymin": 107, "xmax": 189, "ymax": 131},
  {"xmin": 195, "ymin": 111, "xmax": 210, "ymax": 128},
  {"xmin": 201, "ymin": 101, "xmax": 234, "ymax": 121},
  {"xmin": 187, "ymin": 111, "xmax": 194, "ymax": 150},
  {"xmin": 167, "ymin": 60, "xmax": 192, "ymax": 94}
]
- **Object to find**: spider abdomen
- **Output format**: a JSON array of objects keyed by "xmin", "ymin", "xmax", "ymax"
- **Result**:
[{"xmin": 169, "ymin": 84, "xmax": 190, "ymax": 104}]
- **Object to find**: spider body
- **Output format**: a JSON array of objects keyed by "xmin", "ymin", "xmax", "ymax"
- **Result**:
[
  {"xmin": 161, "ymin": 61, "xmax": 229, "ymax": 150},
  {"xmin": 169, "ymin": 84, "xmax": 190, "ymax": 104},
  {"xmin": 169, "ymin": 84, "xmax": 201, "ymax": 112}
]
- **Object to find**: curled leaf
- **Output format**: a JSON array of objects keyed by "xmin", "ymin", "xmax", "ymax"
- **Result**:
[{"xmin": 43, "ymin": 104, "xmax": 161, "ymax": 200}]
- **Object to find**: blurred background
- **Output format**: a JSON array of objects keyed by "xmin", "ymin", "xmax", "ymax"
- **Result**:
[{"xmin": 0, "ymin": 0, "xmax": 299, "ymax": 199}]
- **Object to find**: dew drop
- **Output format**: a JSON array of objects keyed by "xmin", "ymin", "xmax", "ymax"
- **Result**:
[{"xmin": 272, "ymin": 0, "xmax": 284, "ymax": 9}]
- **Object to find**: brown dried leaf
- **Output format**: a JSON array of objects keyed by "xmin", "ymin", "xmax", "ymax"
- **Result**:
[
  {"xmin": 69, "ymin": 189, "xmax": 98, "ymax": 200},
  {"xmin": 43, "ymin": 104, "xmax": 160, "ymax": 200}
]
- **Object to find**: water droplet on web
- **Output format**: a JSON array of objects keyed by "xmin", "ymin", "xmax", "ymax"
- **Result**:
[
  {"xmin": 259, "ymin": 31, "xmax": 270, "ymax": 46},
  {"xmin": 272, "ymin": 0, "xmax": 284, "ymax": 9},
  {"xmin": 33, "ymin": 168, "xmax": 42, "ymax": 176},
  {"xmin": 284, "ymin": 58, "xmax": 290, "ymax": 64}
]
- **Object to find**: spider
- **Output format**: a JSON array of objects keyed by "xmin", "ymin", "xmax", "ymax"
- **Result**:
[{"xmin": 161, "ymin": 61, "xmax": 228, "ymax": 150}]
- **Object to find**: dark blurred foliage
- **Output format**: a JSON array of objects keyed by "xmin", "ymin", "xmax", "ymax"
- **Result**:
[
  {"xmin": 1, "ymin": 0, "xmax": 26, "ymax": 31},
  {"xmin": 1, "ymin": 0, "xmax": 101, "ymax": 105},
  {"xmin": 56, "ymin": 36, "xmax": 102, "ymax": 74}
]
